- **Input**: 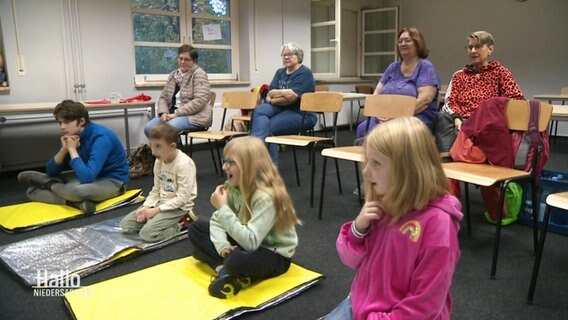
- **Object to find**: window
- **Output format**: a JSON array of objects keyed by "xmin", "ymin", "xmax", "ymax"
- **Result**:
[
  {"xmin": 132, "ymin": 0, "xmax": 238, "ymax": 83},
  {"xmin": 361, "ymin": 7, "xmax": 399, "ymax": 77},
  {"xmin": 311, "ymin": 0, "xmax": 339, "ymax": 77},
  {"xmin": 310, "ymin": 1, "xmax": 399, "ymax": 79}
]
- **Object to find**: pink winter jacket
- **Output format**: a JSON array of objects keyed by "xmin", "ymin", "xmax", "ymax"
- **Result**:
[{"xmin": 337, "ymin": 195, "xmax": 463, "ymax": 320}]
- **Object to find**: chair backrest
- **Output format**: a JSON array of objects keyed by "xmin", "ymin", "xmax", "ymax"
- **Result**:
[
  {"xmin": 355, "ymin": 84, "xmax": 374, "ymax": 94},
  {"xmin": 561, "ymin": 87, "xmax": 568, "ymax": 95},
  {"xmin": 315, "ymin": 84, "xmax": 330, "ymax": 92},
  {"xmin": 300, "ymin": 92, "xmax": 343, "ymax": 113},
  {"xmin": 505, "ymin": 100, "xmax": 553, "ymax": 132},
  {"xmin": 221, "ymin": 91, "xmax": 259, "ymax": 111},
  {"xmin": 363, "ymin": 94, "xmax": 416, "ymax": 119},
  {"xmin": 209, "ymin": 91, "xmax": 216, "ymax": 108}
]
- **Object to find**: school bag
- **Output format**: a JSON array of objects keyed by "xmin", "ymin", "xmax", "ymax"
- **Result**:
[{"xmin": 128, "ymin": 144, "xmax": 154, "ymax": 179}]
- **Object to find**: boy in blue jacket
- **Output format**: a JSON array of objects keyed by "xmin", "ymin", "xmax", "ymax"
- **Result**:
[{"xmin": 18, "ymin": 100, "xmax": 129, "ymax": 214}]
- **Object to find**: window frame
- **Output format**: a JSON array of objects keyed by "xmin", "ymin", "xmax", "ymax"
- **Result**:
[
  {"xmin": 310, "ymin": 0, "xmax": 341, "ymax": 79},
  {"xmin": 132, "ymin": 0, "xmax": 239, "ymax": 85},
  {"xmin": 361, "ymin": 6, "xmax": 399, "ymax": 77}
]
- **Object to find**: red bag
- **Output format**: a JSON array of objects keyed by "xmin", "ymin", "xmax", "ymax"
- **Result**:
[{"xmin": 449, "ymin": 130, "xmax": 487, "ymax": 163}]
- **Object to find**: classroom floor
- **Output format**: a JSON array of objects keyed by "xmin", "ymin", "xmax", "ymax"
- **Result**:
[{"xmin": 1, "ymin": 130, "xmax": 567, "ymax": 320}]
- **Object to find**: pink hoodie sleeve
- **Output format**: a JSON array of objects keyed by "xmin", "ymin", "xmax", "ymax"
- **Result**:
[
  {"xmin": 367, "ymin": 219, "xmax": 460, "ymax": 320},
  {"xmin": 336, "ymin": 221, "xmax": 368, "ymax": 270}
]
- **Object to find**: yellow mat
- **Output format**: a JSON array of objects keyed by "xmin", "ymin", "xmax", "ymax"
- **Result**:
[
  {"xmin": 0, "ymin": 189, "xmax": 144, "ymax": 233},
  {"xmin": 64, "ymin": 256, "xmax": 323, "ymax": 320}
]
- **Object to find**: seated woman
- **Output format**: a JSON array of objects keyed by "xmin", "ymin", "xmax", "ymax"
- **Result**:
[
  {"xmin": 435, "ymin": 31, "xmax": 524, "ymax": 151},
  {"xmin": 356, "ymin": 27, "xmax": 439, "ymax": 139},
  {"xmin": 250, "ymin": 43, "xmax": 315, "ymax": 165},
  {"xmin": 144, "ymin": 44, "xmax": 211, "ymax": 137}
]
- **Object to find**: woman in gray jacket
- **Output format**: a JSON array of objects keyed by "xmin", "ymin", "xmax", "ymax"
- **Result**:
[{"xmin": 144, "ymin": 44, "xmax": 212, "ymax": 137}]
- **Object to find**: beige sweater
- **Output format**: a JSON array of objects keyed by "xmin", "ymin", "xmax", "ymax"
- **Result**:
[
  {"xmin": 157, "ymin": 65, "xmax": 212, "ymax": 128},
  {"xmin": 143, "ymin": 149, "xmax": 197, "ymax": 213}
]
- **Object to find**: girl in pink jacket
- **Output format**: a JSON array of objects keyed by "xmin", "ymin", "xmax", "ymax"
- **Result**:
[{"xmin": 327, "ymin": 117, "xmax": 463, "ymax": 320}]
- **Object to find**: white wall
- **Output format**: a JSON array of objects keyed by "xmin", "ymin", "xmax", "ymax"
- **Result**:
[
  {"xmin": 0, "ymin": 0, "xmax": 312, "ymax": 171},
  {"xmin": 385, "ymin": 0, "xmax": 568, "ymax": 96},
  {"xmin": 383, "ymin": 0, "xmax": 568, "ymax": 134},
  {"xmin": 1, "ymin": 0, "xmax": 566, "ymax": 170}
]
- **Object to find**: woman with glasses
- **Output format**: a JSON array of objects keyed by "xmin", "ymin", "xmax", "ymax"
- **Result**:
[
  {"xmin": 356, "ymin": 27, "xmax": 440, "ymax": 139},
  {"xmin": 435, "ymin": 31, "xmax": 524, "ymax": 151},
  {"xmin": 250, "ymin": 42, "xmax": 315, "ymax": 165},
  {"xmin": 144, "ymin": 44, "xmax": 211, "ymax": 137}
]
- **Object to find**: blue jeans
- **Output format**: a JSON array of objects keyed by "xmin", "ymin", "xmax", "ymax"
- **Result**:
[
  {"xmin": 250, "ymin": 103, "xmax": 317, "ymax": 165},
  {"xmin": 326, "ymin": 296, "xmax": 353, "ymax": 320},
  {"xmin": 144, "ymin": 116, "xmax": 205, "ymax": 137}
]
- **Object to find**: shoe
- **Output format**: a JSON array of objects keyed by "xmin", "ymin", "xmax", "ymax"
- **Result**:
[
  {"xmin": 178, "ymin": 211, "xmax": 198, "ymax": 231},
  {"xmin": 17, "ymin": 171, "xmax": 62, "ymax": 187},
  {"xmin": 208, "ymin": 274, "xmax": 252, "ymax": 299},
  {"xmin": 483, "ymin": 211, "xmax": 517, "ymax": 226},
  {"xmin": 68, "ymin": 201, "xmax": 96, "ymax": 215}
]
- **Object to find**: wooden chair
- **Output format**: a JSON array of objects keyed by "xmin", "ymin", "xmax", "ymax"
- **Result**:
[
  {"xmin": 318, "ymin": 94, "xmax": 416, "ymax": 220},
  {"xmin": 186, "ymin": 91, "xmax": 259, "ymax": 174},
  {"xmin": 354, "ymin": 84, "xmax": 375, "ymax": 124},
  {"xmin": 179, "ymin": 91, "xmax": 217, "ymax": 168},
  {"xmin": 561, "ymin": 87, "xmax": 568, "ymax": 96},
  {"xmin": 527, "ymin": 191, "xmax": 568, "ymax": 304},
  {"xmin": 227, "ymin": 87, "xmax": 263, "ymax": 132},
  {"xmin": 265, "ymin": 92, "xmax": 343, "ymax": 207},
  {"xmin": 315, "ymin": 84, "xmax": 329, "ymax": 92},
  {"xmin": 442, "ymin": 99, "xmax": 553, "ymax": 279}
]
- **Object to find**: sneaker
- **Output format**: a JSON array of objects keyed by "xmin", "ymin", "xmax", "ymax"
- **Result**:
[
  {"xmin": 17, "ymin": 171, "xmax": 62, "ymax": 187},
  {"xmin": 68, "ymin": 200, "xmax": 96, "ymax": 215},
  {"xmin": 178, "ymin": 211, "xmax": 198, "ymax": 231},
  {"xmin": 208, "ymin": 274, "xmax": 252, "ymax": 299}
]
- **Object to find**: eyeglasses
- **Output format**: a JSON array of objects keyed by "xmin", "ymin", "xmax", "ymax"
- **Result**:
[
  {"xmin": 222, "ymin": 159, "xmax": 237, "ymax": 168},
  {"xmin": 397, "ymin": 39, "xmax": 413, "ymax": 45},
  {"xmin": 281, "ymin": 53, "xmax": 296, "ymax": 58},
  {"xmin": 465, "ymin": 44, "xmax": 485, "ymax": 52},
  {"xmin": 178, "ymin": 57, "xmax": 193, "ymax": 62}
]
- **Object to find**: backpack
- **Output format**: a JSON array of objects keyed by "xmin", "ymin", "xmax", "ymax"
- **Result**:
[{"xmin": 128, "ymin": 144, "xmax": 154, "ymax": 179}]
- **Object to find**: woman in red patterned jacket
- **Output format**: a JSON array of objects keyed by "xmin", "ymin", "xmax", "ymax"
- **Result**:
[{"xmin": 435, "ymin": 31, "xmax": 524, "ymax": 152}]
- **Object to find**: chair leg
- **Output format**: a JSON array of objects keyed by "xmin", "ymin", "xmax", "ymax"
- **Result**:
[
  {"xmin": 292, "ymin": 146, "xmax": 300, "ymax": 186},
  {"xmin": 318, "ymin": 156, "xmax": 328, "ymax": 220},
  {"xmin": 318, "ymin": 156, "xmax": 329, "ymax": 220},
  {"xmin": 530, "ymin": 179, "xmax": 539, "ymax": 254},
  {"xmin": 355, "ymin": 162, "xmax": 363, "ymax": 206},
  {"xmin": 527, "ymin": 204, "xmax": 552, "ymax": 304},
  {"xmin": 189, "ymin": 137, "xmax": 194, "ymax": 157},
  {"xmin": 334, "ymin": 158, "xmax": 342, "ymax": 194},
  {"xmin": 208, "ymin": 140, "xmax": 218, "ymax": 174},
  {"xmin": 464, "ymin": 182, "xmax": 472, "ymax": 237},
  {"xmin": 490, "ymin": 181, "xmax": 509, "ymax": 279},
  {"xmin": 184, "ymin": 134, "xmax": 189, "ymax": 154},
  {"xmin": 214, "ymin": 140, "xmax": 223, "ymax": 176},
  {"xmin": 310, "ymin": 147, "xmax": 316, "ymax": 208}
]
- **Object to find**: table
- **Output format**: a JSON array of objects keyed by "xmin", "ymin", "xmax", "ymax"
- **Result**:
[
  {"xmin": 0, "ymin": 100, "xmax": 155, "ymax": 158},
  {"xmin": 534, "ymin": 94, "xmax": 568, "ymax": 105},
  {"xmin": 339, "ymin": 92, "xmax": 372, "ymax": 131},
  {"xmin": 549, "ymin": 104, "xmax": 568, "ymax": 142}
]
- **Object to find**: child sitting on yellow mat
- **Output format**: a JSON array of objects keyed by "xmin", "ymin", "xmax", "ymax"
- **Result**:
[
  {"xmin": 18, "ymin": 100, "xmax": 129, "ymax": 214},
  {"xmin": 187, "ymin": 136, "xmax": 300, "ymax": 299},
  {"xmin": 120, "ymin": 124, "xmax": 197, "ymax": 242}
]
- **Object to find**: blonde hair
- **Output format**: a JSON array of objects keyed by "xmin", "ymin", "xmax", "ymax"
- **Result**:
[
  {"xmin": 468, "ymin": 31, "xmax": 494, "ymax": 46},
  {"xmin": 223, "ymin": 136, "xmax": 301, "ymax": 232},
  {"xmin": 364, "ymin": 117, "xmax": 449, "ymax": 222}
]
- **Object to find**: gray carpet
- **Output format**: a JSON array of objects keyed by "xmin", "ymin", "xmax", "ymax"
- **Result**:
[{"xmin": 0, "ymin": 130, "xmax": 567, "ymax": 320}]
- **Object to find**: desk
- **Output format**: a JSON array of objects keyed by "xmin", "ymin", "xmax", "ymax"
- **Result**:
[
  {"xmin": 0, "ymin": 100, "xmax": 155, "ymax": 157},
  {"xmin": 339, "ymin": 92, "xmax": 371, "ymax": 131},
  {"xmin": 547, "ymin": 104, "xmax": 568, "ymax": 143},
  {"xmin": 534, "ymin": 94, "xmax": 568, "ymax": 105}
]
